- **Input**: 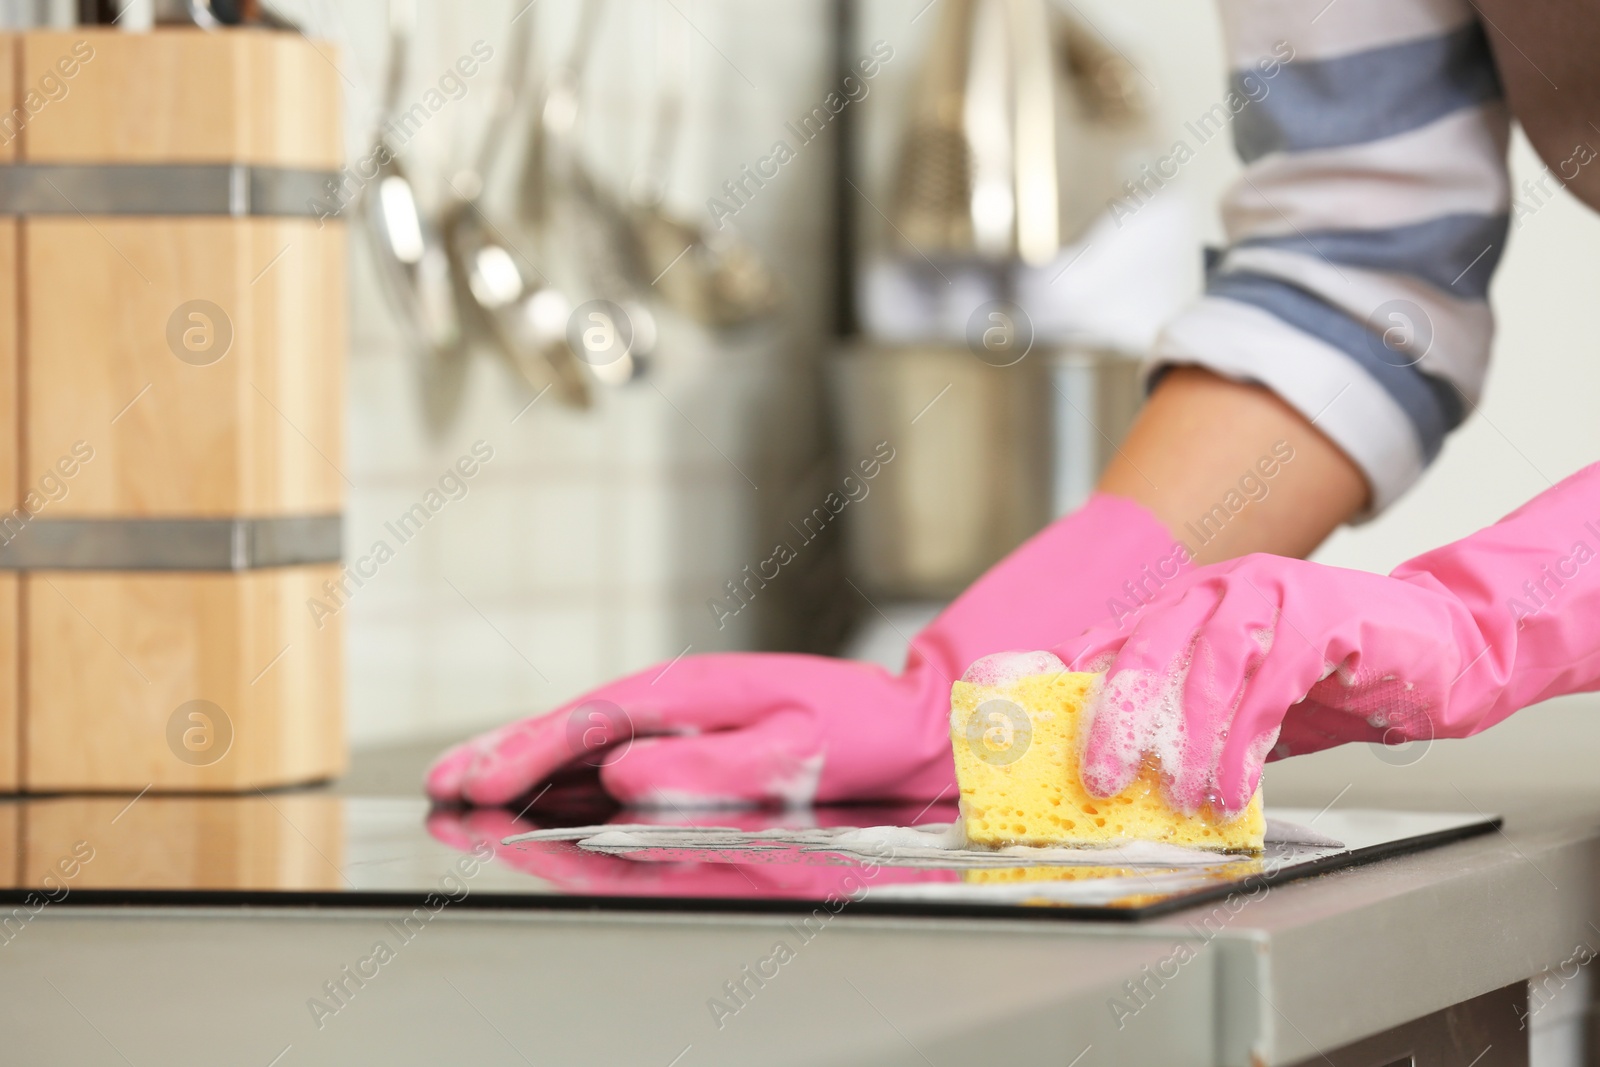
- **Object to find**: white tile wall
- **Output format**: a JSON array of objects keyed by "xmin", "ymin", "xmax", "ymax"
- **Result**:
[{"xmin": 285, "ymin": 0, "xmax": 838, "ymax": 747}]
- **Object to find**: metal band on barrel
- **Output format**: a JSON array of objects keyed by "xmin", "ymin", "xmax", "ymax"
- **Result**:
[
  {"xmin": 0, "ymin": 164, "xmax": 341, "ymax": 217},
  {"xmin": 0, "ymin": 516, "xmax": 342, "ymax": 570}
]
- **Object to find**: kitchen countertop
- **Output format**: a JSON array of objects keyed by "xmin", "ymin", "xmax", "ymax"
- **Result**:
[
  {"xmin": 2, "ymin": 809, "xmax": 1592, "ymax": 1065},
  {"xmin": 4, "ymin": 699, "xmax": 1599, "ymax": 1066}
]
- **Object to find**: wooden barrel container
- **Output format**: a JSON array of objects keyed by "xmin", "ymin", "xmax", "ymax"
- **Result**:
[{"xmin": 0, "ymin": 29, "xmax": 346, "ymax": 791}]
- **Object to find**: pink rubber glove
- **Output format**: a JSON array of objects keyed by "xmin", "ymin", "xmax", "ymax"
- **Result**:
[
  {"xmin": 1058, "ymin": 461, "xmax": 1600, "ymax": 816},
  {"xmin": 426, "ymin": 492, "xmax": 1191, "ymax": 807}
]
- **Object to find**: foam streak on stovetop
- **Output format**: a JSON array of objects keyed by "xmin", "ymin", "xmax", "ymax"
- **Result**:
[
  {"xmin": 503, "ymin": 818, "xmax": 1343, "ymax": 869},
  {"xmin": 491, "ymin": 808, "xmax": 1497, "ymax": 914}
]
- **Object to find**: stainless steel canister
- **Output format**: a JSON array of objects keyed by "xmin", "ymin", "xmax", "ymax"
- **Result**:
[
  {"xmin": 830, "ymin": 344, "xmax": 1143, "ymax": 599},
  {"xmin": 1047, "ymin": 348, "xmax": 1145, "ymax": 515}
]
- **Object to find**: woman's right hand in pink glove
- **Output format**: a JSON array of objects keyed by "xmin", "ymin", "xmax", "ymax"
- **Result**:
[
  {"xmin": 1057, "ymin": 461, "xmax": 1600, "ymax": 818},
  {"xmin": 426, "ymin": 493, "xmax": 1192, "ymax": 808}
]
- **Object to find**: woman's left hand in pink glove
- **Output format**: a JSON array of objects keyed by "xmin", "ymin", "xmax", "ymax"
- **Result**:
[{"xmin": 1057, "ymin": 461, "xmax": 1600, "ymax": 818}]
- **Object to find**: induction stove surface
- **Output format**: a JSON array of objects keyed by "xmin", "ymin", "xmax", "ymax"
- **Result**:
[{"xmin": 0, "ymin": 794, "xmax": 1499, "ymax": 921}]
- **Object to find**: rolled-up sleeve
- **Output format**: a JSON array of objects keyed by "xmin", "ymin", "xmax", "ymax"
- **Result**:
[{"xmin": 1150, "ymin": 0, "xmax": 1511, "ymax": 513}]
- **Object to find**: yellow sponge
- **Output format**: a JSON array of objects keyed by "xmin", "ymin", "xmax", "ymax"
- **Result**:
[
  {"xmin": 950, "ymin": 663, "xmax": 1264, "ymax": 852},
  {"xmin": 964, "ymin": 864, "xmax": 1140, "ymax": 884}
]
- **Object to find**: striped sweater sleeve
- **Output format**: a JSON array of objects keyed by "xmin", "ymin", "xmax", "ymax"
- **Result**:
[{"xmin": 1150, "ymin": 0, "xmax": 1510, "ymax": 513}]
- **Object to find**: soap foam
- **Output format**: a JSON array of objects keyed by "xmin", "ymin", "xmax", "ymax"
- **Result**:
[
  {"xmin": 1243, "ymin": 724, "xmax": 1281, "ymax": 775},
  {"xmin": 1081, "ymin": 654, "xmax": 1191, "ymax": 803},
  {"xmin": 766, "ymin": 752, "xmax": 824, "ymax": 808},
  {"xmin": 961, "ymin": 650, "xmax": 1068, "ymax": 687},
  {"xmin": 503, "ymin": 819, "xmax": 1341, "ymax": 869},
  {"xmin": 506, "ymin": 822, "xmax": 1254, "ymax": 868},
  {"xmin": 871, "ymin": 868, "xmax": 1223, "ymax": 906}
]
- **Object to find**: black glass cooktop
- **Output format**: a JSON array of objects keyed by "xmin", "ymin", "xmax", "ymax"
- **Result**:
[{"xmin": 0, "ymin": 793, "xmax": 1498, "ymax": 922}]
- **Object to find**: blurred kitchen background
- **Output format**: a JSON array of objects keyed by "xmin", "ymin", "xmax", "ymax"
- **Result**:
[
  {"xmin": 324, "ymin": 0, "xmax": 1192, "ymax": 754},
  {"xmin": 52, "ymin": 0, "xmax": 1596, "ymax": 790}
]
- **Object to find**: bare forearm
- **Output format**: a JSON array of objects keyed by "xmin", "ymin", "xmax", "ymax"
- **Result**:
[{"xmin": 1097, "ymin": 368, "xmax": 1368, "ymax": 564}]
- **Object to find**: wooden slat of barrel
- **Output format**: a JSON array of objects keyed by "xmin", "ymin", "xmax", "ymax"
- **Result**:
[
  {"xmin": 0, "ymin": 36, "xmax": 17, "ymax": 793},
  {"xmin": 24, "ymin": 216, "xmax": 344, "ymax": 517},
  {"xmin": 19, "ymin": 30, "xmax": 341, "ymax": 168},
  {"xmin": 0, "ymin": 574, "xmax": 13, "ymax": 793},
  {"xmin": 24, "ymin": 566, "xmax": 345, "ymax": 791}
]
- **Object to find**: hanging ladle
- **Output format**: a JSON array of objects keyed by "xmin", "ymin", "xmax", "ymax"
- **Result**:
[
  {"xmin": 359, "ymin": 0, "xmax": 471, "ymax": 434},
  {"xmin": 623, "ymin": 3, "xmax": 780, "ymax": 328},
  {"xmin": 441, "ymin": 1, "xmax": 592, "ymax": 408},
  {"xmin": 515, "ymin": 0, "xmax": 656, "ymax": 388}
]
